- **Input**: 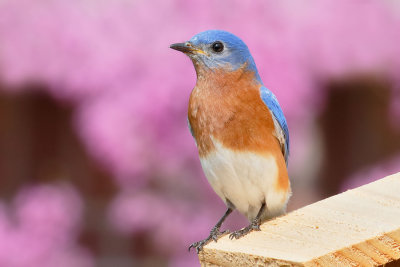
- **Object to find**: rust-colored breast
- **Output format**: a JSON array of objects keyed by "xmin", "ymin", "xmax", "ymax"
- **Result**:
[{"xmin": 188, "ymin": 67, "xmax": 289, "ymax": 192}]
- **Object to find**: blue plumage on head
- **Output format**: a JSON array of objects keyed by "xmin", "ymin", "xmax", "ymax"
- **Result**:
[{"xmin": 188, "ymin": 30, "xmax": 261, "ymax": 82}]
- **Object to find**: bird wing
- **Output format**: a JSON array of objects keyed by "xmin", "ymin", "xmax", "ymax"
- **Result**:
[
  {"xmin": 187, "ymin": 118, "xmax": 194, "ymax": 135},
  {"xmin": 260, "ymin": 86, "xmax": 290, "ymax": 165},
  {"xmin": 187, "ymin": 117, "xmax": 196, "ymax": 140}
]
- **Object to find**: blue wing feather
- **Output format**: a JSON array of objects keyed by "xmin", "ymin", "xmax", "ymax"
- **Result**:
[
  {"xmin": 187, "ymin": 117, "xmax": 195, "ymax": 138},
  {"xmin": 260, "ymin": 86, "xmax": 290, "ymax": 164}
]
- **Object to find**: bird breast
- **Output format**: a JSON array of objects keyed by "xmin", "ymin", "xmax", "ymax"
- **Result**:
[{"xmin": 188, "ymin": 68, "xmax": 279, "ymax": 157}]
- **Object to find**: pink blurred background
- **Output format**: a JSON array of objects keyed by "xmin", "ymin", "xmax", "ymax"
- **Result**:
[{"xmin": 1, "ymin": 0, "xmax": 400, "ymax": 266}]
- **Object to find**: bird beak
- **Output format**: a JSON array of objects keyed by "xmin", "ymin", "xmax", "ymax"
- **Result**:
[{"xmin": 170, "ymin": 42, "xmax": 206, "ymax": 55}]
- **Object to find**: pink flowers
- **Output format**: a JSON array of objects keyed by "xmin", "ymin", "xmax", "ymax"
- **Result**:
[
  {"xmin": 0, "ymin": 0, "xmax": 399, "ymax": 265},
  {"xmin": 0, "ymin": 184, "xmax": 93, "ymax": 267}
]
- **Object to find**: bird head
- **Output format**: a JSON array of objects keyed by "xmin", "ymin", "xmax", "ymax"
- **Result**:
[{"xmin": 170, "ymin": 30, "xmax": 261, "ymax": 82}]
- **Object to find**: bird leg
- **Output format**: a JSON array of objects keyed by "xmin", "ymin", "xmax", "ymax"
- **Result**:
[
  {"xmin": 229, "ymin": 202, "xmax": 266, "ymax": 240},
  {"xmin": 189, "ymin": 207, "xmax": 233, "ymax": 253}
]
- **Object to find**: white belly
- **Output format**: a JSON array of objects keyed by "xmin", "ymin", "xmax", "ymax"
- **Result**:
[{"xmin": 200, "ymin": 139, "xmax": 290, "ymax": 221}]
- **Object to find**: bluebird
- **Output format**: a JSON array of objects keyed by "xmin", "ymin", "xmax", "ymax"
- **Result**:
[{"xmin": 170, "ymin": 30, "xmax": 291, "ymax": 253}]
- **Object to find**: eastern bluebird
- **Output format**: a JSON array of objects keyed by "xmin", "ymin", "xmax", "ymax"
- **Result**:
[{"xmin": 170, "ymin": 30, "xmax": 291, "ymax": 253}]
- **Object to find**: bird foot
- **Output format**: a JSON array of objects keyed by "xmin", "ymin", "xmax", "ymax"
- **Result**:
[
  {"xmin": 188, "ymin": 227, "xmax": 229, "ymax": 253},
  {"xmin": 229, "ymin": 218, "xmax": 261, "ymax": 240}
]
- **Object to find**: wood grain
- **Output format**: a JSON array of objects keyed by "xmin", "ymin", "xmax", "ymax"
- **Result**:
[{"xmin": 198, "ymin": 172, "xmax": 400, "ymax": 266}]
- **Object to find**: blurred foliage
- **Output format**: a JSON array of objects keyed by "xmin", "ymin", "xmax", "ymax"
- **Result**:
[{"xmin": 0, "ymin": 0, "xmax": 400, "ymax": 266}]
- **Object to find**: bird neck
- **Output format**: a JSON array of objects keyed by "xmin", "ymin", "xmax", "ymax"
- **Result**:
[
  {"xmin": 193, "ymin": 66, "xmax": 262, "ymax": 98},
  {"xmin": 193, "ymin": 63, "xmax": 263, "ymax": 88}
]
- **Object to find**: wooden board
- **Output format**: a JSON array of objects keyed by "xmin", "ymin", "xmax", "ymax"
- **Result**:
[{"xmin": 198, "ymin": 172, "xmax": 400, "ymax": 266}]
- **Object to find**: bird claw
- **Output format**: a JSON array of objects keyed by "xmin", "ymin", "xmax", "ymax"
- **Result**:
[
  {"xmin": 211, "ymin": 228, "xmax": 229, "ymax": 242},
  {"xmin": 188, "ymin": 228, "xmax": 229, "ymax": 253},
  {"xmin": 188, "ymin": 240, "xmax": 207, "ymax": 254},
  {"xmin": 229, "ymin": 229, "xmax": 247, "ymax": 240},
  {"xmin": 229, "ymin": 220, "xmax": 261, "ymax": 240}
]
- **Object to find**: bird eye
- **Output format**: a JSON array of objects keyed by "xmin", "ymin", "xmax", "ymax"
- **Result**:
[{"xmin": 211, "ymin": 41, "xmax": 224, "ymax": 53}]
